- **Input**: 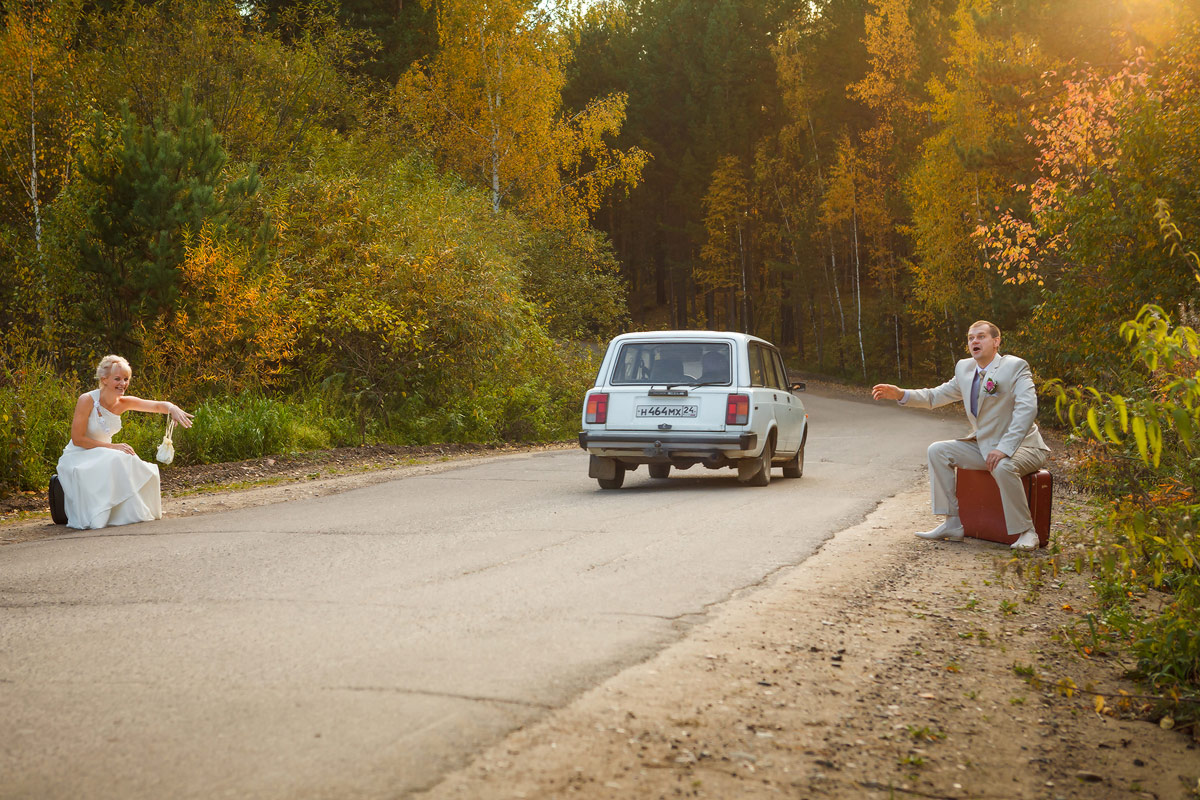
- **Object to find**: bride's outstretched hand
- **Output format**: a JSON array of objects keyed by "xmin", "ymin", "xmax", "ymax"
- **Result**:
[{"xmin": 168, "ymin": 403, "xmax": 195, "ymax": 428}]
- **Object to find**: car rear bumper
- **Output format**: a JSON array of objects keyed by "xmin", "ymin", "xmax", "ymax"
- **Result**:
[{"xmin": 578, "ymin": 430, "xmax": 758, "ymax": 457}]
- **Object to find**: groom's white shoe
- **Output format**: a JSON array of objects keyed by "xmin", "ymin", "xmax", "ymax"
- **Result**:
[
  {"xmin": 915, "ymin": 517, "xmax": 964, "ymax": 541},
  {"xmin": 1010, "ymin": 529, "xmax": 1040, "ymax": 551}
]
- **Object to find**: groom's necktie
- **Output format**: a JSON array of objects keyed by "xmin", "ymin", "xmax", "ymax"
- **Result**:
[{"xmin": 970, "ymin": 369, "xmax": 983, "ymax": 417}]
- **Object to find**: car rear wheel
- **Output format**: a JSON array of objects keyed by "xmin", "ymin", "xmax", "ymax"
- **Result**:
[
  {"xmin": 597, "ymin": 464, "xmax": 626, "ymax": 490},
  {"xmin": 648, "ymin": 463, "xmax": 670, "ymax": 479},
  {"xmin": 782, "ymin": 441, "xmax": 804, "ymax": 478},
  {"xmin": 744, "ymin": 439, "xmax": 773, "ymax": 487}
]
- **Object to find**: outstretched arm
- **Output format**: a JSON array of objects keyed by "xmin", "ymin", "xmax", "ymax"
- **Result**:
[
  {"xmin": 121, "ymin": 396, "xmax": 194, "ymax": 428},
  {"xmin": 871, "ymin": 384, "xmax": 905, "ymax": 401}
]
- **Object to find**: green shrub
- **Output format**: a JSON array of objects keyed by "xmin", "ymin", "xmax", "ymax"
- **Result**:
[
  {"xmin": 109, "ymin": 389, "xmax": 359, "ymax": 467},
  {"xmin": 0, "ymin": 357, "xmax": 80, "ymax": 492},
  {"xmin": 1049, "ymin": 296, "xmax": 1200, "ymax": 723}
]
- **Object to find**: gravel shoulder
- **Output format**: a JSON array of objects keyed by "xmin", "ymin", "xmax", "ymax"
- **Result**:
[{"xmin": 418, "ymin": 482, "xmax": 1199, "ymax": 800}]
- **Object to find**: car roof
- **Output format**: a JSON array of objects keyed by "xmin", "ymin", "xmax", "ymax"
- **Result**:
[{"xmin": 607, "ymin": 330, "xmax": 775, "ymax": 347}]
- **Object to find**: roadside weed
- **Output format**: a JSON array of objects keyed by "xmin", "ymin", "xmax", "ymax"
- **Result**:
[{"xmin": 905, "ymin": 725, "xmax": 945, "ymax": 743}]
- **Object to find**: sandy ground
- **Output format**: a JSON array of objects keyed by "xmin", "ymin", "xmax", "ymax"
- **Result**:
[{"xmin": 4, "ymin": 443, "xmax": 1198, "ymax": 798}]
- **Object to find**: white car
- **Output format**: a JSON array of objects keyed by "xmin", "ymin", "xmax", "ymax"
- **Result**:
[{"xmin": 578, "ymin": 331, "xmax": 808, "ymax": 489}]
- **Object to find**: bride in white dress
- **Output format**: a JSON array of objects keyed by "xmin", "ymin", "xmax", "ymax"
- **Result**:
[{"xmin": 56, "ymin": 355, "xmax": 194, "ymax": 530}]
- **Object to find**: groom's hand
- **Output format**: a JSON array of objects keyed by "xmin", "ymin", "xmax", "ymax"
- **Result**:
[
  {"xmin": 871, "ymin": 384, "xmax": 903, "ymax": 402},
  {"xmin": 985, "ymin": 449, "xmax": 1007, "ymax": 471}
]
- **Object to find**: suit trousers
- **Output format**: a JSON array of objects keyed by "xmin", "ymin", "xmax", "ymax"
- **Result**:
[{"xmin": 927, "ymin": 440, "xmax": 1049, "ymax": 535}]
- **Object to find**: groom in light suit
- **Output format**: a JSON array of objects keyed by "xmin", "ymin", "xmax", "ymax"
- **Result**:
[{"xmin": 871, "ymin": 320, "xmax": 1050, "ymax": 551}]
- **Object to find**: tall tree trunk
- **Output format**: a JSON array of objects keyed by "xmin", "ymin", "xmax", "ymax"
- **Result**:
[
  {"xmin": 792, "ymin": 292, "xmax": 805, "ymax": 363},
  {"xmin": 828, "ymin": 233, "xmax": 846, "ymax": 373},
  {"xmin": 851, "ymin": 208, "xmax": 865, "ymax": 378},
  {"xmin": 894, "ymin": 313, "xmax": 902, "ymax": 380},
  {"xmin": 28, "ymin": 39, "xmax": 41, "ymax": 251},
  {"xmin": 737, "ymin": 220, "xmax": 749, "ymax": 333},
  {"xmin": 944, "ymin": 308, "xmax": 957, "ymax": 374},
  {"xmin": 654, "ymin": 219, "xmax": 667, "ymax": 306},
  {"xmin": 906, "ymin": 317, "xmax": 914, "ymax": 378},
  {"xmin": 974, "ymin": 173, "xmax": 993, "ymax": 301},
  {"xmin": 483, "ymin": 28, "xmax": 503, "ymax": 214},
  {"xmin": 809, "ymin": 293, "xmax": 823, "ymax": 367}
]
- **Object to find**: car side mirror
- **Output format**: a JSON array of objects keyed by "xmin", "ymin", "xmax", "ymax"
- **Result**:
[{"xmin": 790, "ymin": 381, "xmax": 806, "ymax": 393}]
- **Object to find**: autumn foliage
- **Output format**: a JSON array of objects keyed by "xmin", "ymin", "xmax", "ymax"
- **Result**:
[
  {"xmin": 0, "ymin": 0, "xmax": 1197, "ymax": 469},
  {"xmin": 0, "ymin": 0, "xmax": 628, "ymax": 492}
]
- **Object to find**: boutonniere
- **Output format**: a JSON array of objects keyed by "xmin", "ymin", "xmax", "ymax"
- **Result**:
[{"xmin": 983, "ymin": 377, "xmax": 998, "ymax": 395}]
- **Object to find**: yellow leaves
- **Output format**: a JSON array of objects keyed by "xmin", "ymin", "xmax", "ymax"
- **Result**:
[
  {"xmin": 0, "ymin": 1, "xmax": 85, "ymax": 218},
  {"xmin": 1093, "ymin": 694, "xmax": 1106, "ymax": 714},
  {"xmin": 849, "ymin": 0, "xmax": 919, "ymax": 117},
  {"xmin": 395, "ymin": 0, "xmax": 643, "ymax": 229}
]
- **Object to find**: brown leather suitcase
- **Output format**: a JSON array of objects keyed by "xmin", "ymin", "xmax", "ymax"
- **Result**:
[{"xmin": 955, "ymin": 468, "xmax": 1052, "ymax": 548}]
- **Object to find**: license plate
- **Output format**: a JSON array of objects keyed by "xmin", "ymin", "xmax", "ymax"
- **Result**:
[{"xmin": 635, "ymin": 403, "xmax": 699, "ymax": 418}]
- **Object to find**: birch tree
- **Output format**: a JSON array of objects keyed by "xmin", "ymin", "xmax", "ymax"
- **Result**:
[
  {"xmin": 699, "ymin": 155, "xmax": 752, "ymax": 330},
  {"xmin": 395, "ymin": 0, "xmax": 646, "ymax": 229},
  {"xmin": 904, "ymin": 0, "xmax": 1012, "ymax": 333},
  {"xmin": 0, "ymin": 0, "xmax": 83, "ymax": 250},
  {"xmin": 821, "ymin": 135, "xmax": 868, "ymax": 378}
]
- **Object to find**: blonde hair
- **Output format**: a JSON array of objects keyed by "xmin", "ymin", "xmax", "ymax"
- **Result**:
[{"xmin": 95, "ymin": 354, "xmax": 131, "ymax": 383}]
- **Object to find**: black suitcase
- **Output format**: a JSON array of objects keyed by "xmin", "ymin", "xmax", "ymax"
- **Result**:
[{"xmin": 48, "ymin": 474, "xmax": 68, "ymax": 525}]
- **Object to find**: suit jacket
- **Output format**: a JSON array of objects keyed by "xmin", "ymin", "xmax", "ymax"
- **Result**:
[{"xmin": 905, "ymin": 353, "xmax": 1049, "ymax": 456}]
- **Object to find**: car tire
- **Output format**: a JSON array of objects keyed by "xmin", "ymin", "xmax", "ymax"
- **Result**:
[
  {"xmin": 648, "ymin": 463, "xmax": 670, "ymax": 479},
  {"xmin": 782, "ymin": 441, "xmax": 804, "ymax": 478},
  {"xmin": 745, "ymin": 439, "xmax": 773, "ymax": 487},
  {"xmin": 597, "ymin": 464, "xmax": 625, "ymax": 490}
]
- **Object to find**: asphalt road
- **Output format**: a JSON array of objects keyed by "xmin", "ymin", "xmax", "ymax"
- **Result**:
[{"xmin": 1, "ymin": 390, "xmax": 963, "ymax": 799}]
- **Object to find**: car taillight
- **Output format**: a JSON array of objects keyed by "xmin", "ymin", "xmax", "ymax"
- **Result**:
[
  {"xmin": 585, "ymin": 392, "xmax": 609, "ymax": 424},
  {"xmin": 726, "ymin": 393, "xmax": 749, "ymax": 425}
]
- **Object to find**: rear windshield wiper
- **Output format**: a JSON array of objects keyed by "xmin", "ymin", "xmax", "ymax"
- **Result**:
[{"xmin": 647, "ymin": 379, "xmax": 728, "ymax": 395}]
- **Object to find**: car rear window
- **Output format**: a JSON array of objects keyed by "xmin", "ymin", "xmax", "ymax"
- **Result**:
[{"xmin": 609, "ymin": 341, "xmax": 732, "ymax": 386}]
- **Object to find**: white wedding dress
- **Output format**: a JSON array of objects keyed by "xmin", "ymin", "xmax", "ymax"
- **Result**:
[{"xmin": 56, "ymin": 389, "xmax": 162, "ymax": 530}]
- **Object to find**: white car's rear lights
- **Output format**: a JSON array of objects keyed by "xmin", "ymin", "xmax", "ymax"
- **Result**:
[
  {"xmin": 585, "ymin": 393, "xmax": 609, "ymax": 424},
  {"xmin": 725, "ymin": 394, "xmax": 749, "ymax": 425}
]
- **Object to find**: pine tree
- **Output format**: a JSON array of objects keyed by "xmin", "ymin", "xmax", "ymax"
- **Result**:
[{"xmin": 77, "ymin": 88, "xmax": 258, "ymax": 351}]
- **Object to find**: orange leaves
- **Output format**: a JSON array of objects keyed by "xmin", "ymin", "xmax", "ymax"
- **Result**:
[
  {"xmin": 141, "ymin": 232, "xmax": 296, "ymax": 396},
  {"xmin": 974, "ymin": 210, "xmax": 1051, "ymax": 286},
  {"xmin": 970, "ymin": 57, "xmax": 1156, "ymax": 291}
]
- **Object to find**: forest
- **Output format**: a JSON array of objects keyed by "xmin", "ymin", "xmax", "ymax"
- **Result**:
[{"xmin": 1, "ymin": 0, "xmax": 1198, "ymax": 710}]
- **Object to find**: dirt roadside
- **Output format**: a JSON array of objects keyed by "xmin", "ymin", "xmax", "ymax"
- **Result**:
[
  {"xmin": 4, "ymin": 432, "xmax": 1198, "ymax": 798},
  {"xmin": 418, "ymin": 482, "xmax": 1199, "ymax": 800}
]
